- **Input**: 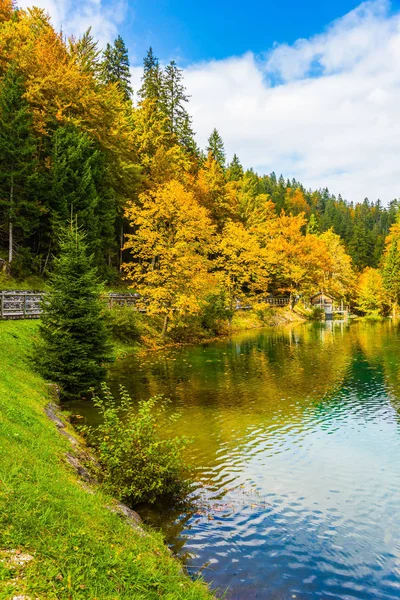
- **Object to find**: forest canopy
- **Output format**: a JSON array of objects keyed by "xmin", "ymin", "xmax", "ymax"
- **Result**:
[{"xmin": 0, "ymin": 0, "xmax": 399, "ymax": 320}]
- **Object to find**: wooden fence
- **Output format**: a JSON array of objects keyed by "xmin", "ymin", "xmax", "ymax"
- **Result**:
[{"xmin": 0, "ymin": 291, "xmax": 292, "ymax": 320}]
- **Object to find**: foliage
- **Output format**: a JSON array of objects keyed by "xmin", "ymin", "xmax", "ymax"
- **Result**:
[
  {"xmin": 356, "ymin": 267, "xmax": 387, "ymax": 315},
  {"xmin": 100, "ymin": 35, "xmax": 132, "ymax": 101},
  {"xmin": 83, "ymin": 384, "xmax": 192, "ymax": 505},
  {"xmin": 107, "ymin": 304, "xmax": 142, "ymax": 343},
  {"xmin": 309, "ymin": 306, "xmax": 325, "ymax": 321},
  {"xmin": 206, "ymin": 128, "xmax": 225, "ymax": 168},
  {"xmin": 123, "ymin": 180, "xmax": 216, "ymax": 335},
  {"xmin": 199, "ymin": 290, "xmax": 233, "ymax": 333},
  {"xmin": 0, "ymin": 320, "xmax": 213, "ymax": 599},
  {"xmin": 36, "ymin": 224, "xmax": 113, "ymax": 400}
]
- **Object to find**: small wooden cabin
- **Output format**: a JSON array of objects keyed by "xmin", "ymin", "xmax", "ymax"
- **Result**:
[{"xmin": 310, "ymin": 292, "xmax": 335, "ymax": 316}]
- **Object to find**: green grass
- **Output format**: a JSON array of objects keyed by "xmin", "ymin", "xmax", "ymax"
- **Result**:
[{"xmin": 0, "ymin": 320, "xmax": 214, "ymax": 599}]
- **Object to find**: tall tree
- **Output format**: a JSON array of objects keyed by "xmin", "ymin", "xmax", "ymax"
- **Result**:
[
  {"xmin": 206, "ymin": 128, "xmax": 225, "ymax": 169},
  {"xmin": 49, "ymin": 124, "xmax": 117, "ymax": 273},
  {"xmin": 70, "ymin": 27, "xmax": 101, "ymax": 77},
  {"xmin": 36, "ymin": 223, "xmax": 113, "ymax": 400},
  {"xmin": 0, "ymin": 65, "xmax": 37, "ymax": 266},
  {"xmin": 101, "ymin": 35, "xmax": 132, "ymax": 101},
  {"xmin": 382, "ymin": 233, "xmax": 400, "ymax": 315},
  {"xmin": 160, "ymin": 60, "xmax": 192, "ymax": 138},
  {"xmin": 123, "ymin": 180, "xmax": 215, "ymax": 335},
  {"xmin": 138, "ymin": 47, "xmax": 162, "ymax": 103}
]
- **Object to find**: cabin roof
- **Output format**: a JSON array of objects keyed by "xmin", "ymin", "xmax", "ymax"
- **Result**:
[{"xmin": 310, "ymin": 292, "xmax": 335, "ymax": 301}]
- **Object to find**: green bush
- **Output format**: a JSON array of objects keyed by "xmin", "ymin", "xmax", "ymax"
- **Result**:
[
  {"xmin": 82, "ymin": 384, "xmax": 192, "ymax": 505},
  {"xmin": 107, "ymin": 304, "xmax": 142, "ymax": 343},
  {"xmin": 309, "ymin": 306, "xmax": 325, "ymax": 321},
  {"xmin": 200, "ymin": 290, "xmax": 233, "ymax": 333}
]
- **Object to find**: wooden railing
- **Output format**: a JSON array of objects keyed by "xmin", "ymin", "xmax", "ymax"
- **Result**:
[
  {"xmin": 0, "ymin": 291, "xmax": 45, "ymax": 320},
  {"xmin": 0, "ymin": 291, "xmax": 292, "ymax": 320}
]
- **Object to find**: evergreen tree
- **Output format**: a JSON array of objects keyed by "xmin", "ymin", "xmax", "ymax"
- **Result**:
[
  {"xmin": 227, "ymin": 153, "xmax": 243, "ymax": 181},
  {"xmin": 0, "ymin": 65, "xmax": 38, "ymax": 266},
  {"xmin": 382, "ymin": 237, "xmax": 400, "ymax": 312},
  {"xmin": 49, "ymin": 124, "xmax": 117, "ymax": 273},
  {"xmin": 206, "ymin": 128, "xmax": 225, "ymax": 169},
  {"xmin": 160, "ymin": 60, "xmax": 191, "ymax": 137},
  {"xmin": 101, "ymin": 35, "xmax": 132, "ymax": 101},
  {"xmin": 138, "ymin": 47, "xmax": 162, "ymax": 103},
  {"xmin": 36, "ymin": 223, "xmax": 113, "ymax": 400}
]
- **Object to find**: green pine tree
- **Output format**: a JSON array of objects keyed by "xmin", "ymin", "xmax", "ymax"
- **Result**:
[
  {"xmin": 382, "ymin": 237, "xmax": 400, "ymax": 314},
  {"xmin": 49, "ymin": 124, "xmax": 117, "ymax": 273},
  {"xmin": 160, "ymin": 60, "xmax": 191, "ymax": 136},
  {"xmin": 0, "ymin": 64, "xmax": 38, "ymax": 267},
  {"xmin": 206, "ymin": 128, "xmax": 225, "ymax": 169},
  {"xmin": 138, "ymin": 47, "xmax": 162, "ymax": 103},
  {"xmin": 36, "ymin": 223, "xmax": 113, "ymax": 400},
  {"xmin": 227, "ymin": 153, "xmax": 243, "ymax": 181},
  {"xmin": 101, "ymin": 35, "xmax": 132, "ymax": 101}
]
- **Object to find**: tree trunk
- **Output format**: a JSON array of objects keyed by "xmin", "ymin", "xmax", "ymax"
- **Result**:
[
  {"xmin": 161, "ymin": 314, "xmax": 169, "ymax": 337},
  {"xmin": 8, "ymin": 172, "xmax": 14, "ymax": 264},
  {"xmin": 119, "ymin": 223, "xmax": 123, "ymax": 271}
]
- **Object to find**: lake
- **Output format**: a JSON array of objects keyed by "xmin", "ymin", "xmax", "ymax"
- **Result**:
[{"xmin": 74, "ymin": 321, "xmax": 400, "ymax": 599}]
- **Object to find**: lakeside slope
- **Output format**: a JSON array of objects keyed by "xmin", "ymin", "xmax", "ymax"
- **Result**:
[{"xmin": 0, "ymin": 320, "xmax": 213, "ymax": 600}]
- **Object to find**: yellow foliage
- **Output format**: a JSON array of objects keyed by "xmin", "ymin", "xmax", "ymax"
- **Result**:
[
  {"xmin": 123, "ymin": 180, "xmax": 216, "ymax": 333},
  {"xmin": 356, "ymin": 267, "xmax": 386, "ymax": 315},
  {"xmin": 216, "ymin": 221, "xmax": 270, "ymax": 307}
]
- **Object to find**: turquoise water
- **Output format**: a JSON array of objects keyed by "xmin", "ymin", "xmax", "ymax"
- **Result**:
[{"xmin": 77, "ymin": 321, "xmax": 400, "ymax": 599}]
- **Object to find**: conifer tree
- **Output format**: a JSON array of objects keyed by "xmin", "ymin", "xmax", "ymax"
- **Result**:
[
  {"xmin": 36, "ymin": 223, "xmax": 113, "ymax": 400},
  {"xmin": 101, "ymin": 35, "xmax": 132, "ymax": 101},
  {"xmin": 160, "ymin": 60, "xmax": 191, "ymax": 136},
  {"xmin": 49, "ymin": 124, "xmax": 116, "ymax": 272},
  {"xmin": 382, "ymin": 237, "xmax": 400, "ymax": 314},
  {"xmin": 0, "ymin": 65, "xmax": 37, "ymax": 266},
  {"xmin": 206, "ymin": 128, "xmax": 225, "ymax": 169},
  {"xmin": 138, "ymin": 47, "xmax": 162, "ymax": 103},
  {"xmin": 227, "ymin": 153, "xmax": 243, "ymax": 181}
]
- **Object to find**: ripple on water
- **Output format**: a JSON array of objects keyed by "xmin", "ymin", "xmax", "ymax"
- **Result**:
[{"xmin": 102, "ymin": 322, "xmax": 400, "ymax": 599}]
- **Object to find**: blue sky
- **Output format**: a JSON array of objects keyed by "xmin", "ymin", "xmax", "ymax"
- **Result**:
[
  {"xmin": 120, "ymin": 1, "xmax": 377, "ymax": 64},
  {"xmin": 17, "ymin": 1, "xmax": 400, "ymax": 203}
]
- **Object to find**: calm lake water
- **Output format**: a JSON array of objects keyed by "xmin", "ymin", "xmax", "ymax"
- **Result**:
[{"xmin": 75, "ymin": 321, "xmax": 400, "ymax": 599}]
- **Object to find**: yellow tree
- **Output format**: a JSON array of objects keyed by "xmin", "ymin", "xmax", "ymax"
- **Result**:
[
  {"xmin": 123, "ymin": 180, "xmax": 215, "ymax": 335},
  {"xmin": 256, "ymin": 212, "xmax": 328, "ymax": 304},
  {"xmin": 216, "ymin": 221, "xmax": 270, "ymax": 309},
  {"xmin": 356, "ymin": 268, "xmax": 386, "ymax": 315},
  {"xmin": 194, "ymin": 152, "xmax": 232, "ymax": 227},
  {"xmin": 320, "ymin": 229, "xmax": 355, "ymax": 300},
  {"xmin": 285, "ymin": 187, "xmax": 310, "ymax": 216}
]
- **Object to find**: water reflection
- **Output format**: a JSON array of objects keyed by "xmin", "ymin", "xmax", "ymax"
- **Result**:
[{"xmin": 73, "ymin": 321, "xmax": 400, "ymax": 599}]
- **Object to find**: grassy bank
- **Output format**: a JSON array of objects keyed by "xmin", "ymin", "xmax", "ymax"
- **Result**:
[{"xmin": 0, "ymin": 320, "xmax": 214, "ymax": 600}]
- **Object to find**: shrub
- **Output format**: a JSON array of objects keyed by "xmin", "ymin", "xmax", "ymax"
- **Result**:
[
  {"xmin": 309, "ymin": 306, "xmax": 325, "ymax": 321},
  {"xmin": 200, "ymin": 290, "xmax": 233, "ymax": 333},
  {"xmin": 107, "ymin": 305, "xmax": 141, "ymax": 343},
  {"xmin": 82, "ymin": 384, "xmax": 192, "ymax": 505}
]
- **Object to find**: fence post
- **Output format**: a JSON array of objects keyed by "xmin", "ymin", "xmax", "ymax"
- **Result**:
[
  {"xmin": 23, "ymin": 294, "xmax": 27, "ymax": 318},
  {"xmin": 0, "ymin": 292, "xmax": 3, "ymax": 319}
]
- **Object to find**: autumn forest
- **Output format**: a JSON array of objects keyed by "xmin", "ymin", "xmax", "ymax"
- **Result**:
[{"xmin": 1, "ymin": 0, "xmax": 400, "ymax": 321}]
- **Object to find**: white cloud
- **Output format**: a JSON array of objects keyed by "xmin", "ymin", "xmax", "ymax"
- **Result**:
[
  {"xmin": 16, "ymin": 0, "xmax": 128, "ymax": 47},
  {"xmin": 183, "ymin": 0, "xmax": 400, "ymax": 203}
]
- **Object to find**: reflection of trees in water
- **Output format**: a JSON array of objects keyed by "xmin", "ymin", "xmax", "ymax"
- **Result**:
[{"xmin": 107, "ymin": 323, "xmax": 357, "ymax": 469}]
